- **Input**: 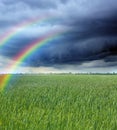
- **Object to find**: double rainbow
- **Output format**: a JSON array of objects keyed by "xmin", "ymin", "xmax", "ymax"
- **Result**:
[{"xmin": 0, "ymin": 16, "xmax": 66, "ymax": 92}]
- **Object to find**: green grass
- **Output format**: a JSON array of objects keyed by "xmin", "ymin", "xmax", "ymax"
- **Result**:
[{"xmin": 0, "ymin": 74, "xmax": 117, "ymax": 130}]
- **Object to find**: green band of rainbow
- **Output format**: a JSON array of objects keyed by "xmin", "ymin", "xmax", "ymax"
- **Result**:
[
  {"xmin": 0, "ymin": 29, "xmax": 66, "ymax": 92},
  {"xmin": 0, "ymin": 15, "xmax": 60, "ymax": 92}
]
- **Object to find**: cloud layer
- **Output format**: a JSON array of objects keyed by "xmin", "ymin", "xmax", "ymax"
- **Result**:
[{"xmin": 0, "ymin": 0, "xmax": 117, "ymax": 73}]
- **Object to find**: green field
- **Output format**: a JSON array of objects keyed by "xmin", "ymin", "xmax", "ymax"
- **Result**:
[{"xmin": 0, "ymin": 74, "xmax": 117, "ymax": 130}]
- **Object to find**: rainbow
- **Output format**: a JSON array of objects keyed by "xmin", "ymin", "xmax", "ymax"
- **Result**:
[
  {"xmin": 0, "ymin": 14, "xmax": 55, "ymax": 47},
  {"xmin": 0, "ymin": 29, "xmax": 66, "ymax": 92}
]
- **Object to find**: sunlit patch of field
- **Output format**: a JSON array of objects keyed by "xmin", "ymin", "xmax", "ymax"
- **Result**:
[{"xmin": 0, "ymin": 74, "xmax": 117, "ymax": 130}]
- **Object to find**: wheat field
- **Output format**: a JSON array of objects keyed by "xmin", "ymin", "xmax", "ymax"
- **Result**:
[{"xmin": 0, "ymin": 74, "xmax": 117, "ymax": 130}]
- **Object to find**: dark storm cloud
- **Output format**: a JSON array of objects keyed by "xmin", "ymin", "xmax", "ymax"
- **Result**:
[
  {"xmin": 0, "ymin": 0, "xmax": 117, "ymax": 69},
  {"xmin": 24, "ymin": 12, "xmax": 117, "ymax": 67},
  {"xmin": 0, "ymin": 0, "xmax": 117, "ymax": 27},
  {"xmin": 1, "ymin": 11, "xmax": 117, "ymax": 67}
]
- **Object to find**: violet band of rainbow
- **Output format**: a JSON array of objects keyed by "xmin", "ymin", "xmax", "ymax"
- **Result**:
[{"xmin": 0, "ymin": 29, "xmax": 67, "ymax": 92}]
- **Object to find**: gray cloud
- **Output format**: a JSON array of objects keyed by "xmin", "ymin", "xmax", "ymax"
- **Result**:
[
  {"xmin": 2, "ymin": 0, "xmax": 57, "ymax": 8},
  {"xmin": 0, "ymin": 0, "xmax": 117, "ymax": 73}
]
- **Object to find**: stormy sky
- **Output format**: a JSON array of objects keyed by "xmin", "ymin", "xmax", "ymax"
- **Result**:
[{"xmin": 0, "ymin": 0, "xmax": 117, "ymax": 73}]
